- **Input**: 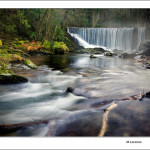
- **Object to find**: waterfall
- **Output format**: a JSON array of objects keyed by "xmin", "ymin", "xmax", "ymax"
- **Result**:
[{"xmin": 67, "ymin": 27, "xmax": 146, "ymax": 51}]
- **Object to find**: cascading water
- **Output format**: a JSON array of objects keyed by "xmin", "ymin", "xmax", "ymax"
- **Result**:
[{"xmin": 67, "ymin": 27, "xmax": 146, "ymax": 51}]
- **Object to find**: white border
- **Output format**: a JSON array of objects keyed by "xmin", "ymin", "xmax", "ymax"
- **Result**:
[
  {"xmin": 0, "ymin": 1, "xmax": 149, "ymax": 8},
  {"xmin": 0, "ymin": 137, "xmax": 150, "ymax": 149},
  {"xmin": 0, "ymin": 1, "xmax": 150, "ymax": 149}
]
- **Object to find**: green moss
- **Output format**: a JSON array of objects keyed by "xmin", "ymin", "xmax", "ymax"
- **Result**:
[
  {"xmin": 23, "ymin": 59, "xmax": 37, "ymax": 69},
  {"xmin": 0, "ymin": 67, "xmax": 15, "ymax": 75}
]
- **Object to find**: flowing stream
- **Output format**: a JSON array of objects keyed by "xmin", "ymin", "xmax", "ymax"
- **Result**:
[{"xmin": 1, "ymin": 54, "xmax": 150, "ymax": 136}]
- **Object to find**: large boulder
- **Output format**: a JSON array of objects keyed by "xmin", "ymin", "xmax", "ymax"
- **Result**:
[
  {"xmin": 0, "ymin": 74, "xmax": 28, "ymax": 84},
  {"xmin": 137, "ymin": 40, "xmax": 150, "ymax": 56},
  {"xmin": 0, "ymin": 68, "xmax": 28, "ymax": 84}
]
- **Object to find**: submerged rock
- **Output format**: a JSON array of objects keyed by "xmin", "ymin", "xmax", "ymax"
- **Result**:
[{"xmin": 23, "ymin": 59, "xmax": 37, "ymax": 69}]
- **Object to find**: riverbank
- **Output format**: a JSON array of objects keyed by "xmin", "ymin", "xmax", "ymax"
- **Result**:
[{"xmin": 0, "ymin": 33, "xmax": 78, "ymax": 84}]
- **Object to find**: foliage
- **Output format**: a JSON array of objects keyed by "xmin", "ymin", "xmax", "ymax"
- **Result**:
[
  {"xmin": 0, "ymin": 53, "xmax": 24, "ymax": 62},
  {"xmin": 21, "ymin": 41, "xmax": 43, "ymax": 51},
  {"xmin": 43, "ymin": 40, "xmax": 51, "ymax": 49},
  {"xmin": 53, "ymin": 41, "xmax": 69, "ymax": 54},
  {"xmin": 0, "ymin": 40, "xmax": 2, "ymax": 46},
  {"xmin": 53, "ymin": 24, "xmax": 65, "ymax": 42}
]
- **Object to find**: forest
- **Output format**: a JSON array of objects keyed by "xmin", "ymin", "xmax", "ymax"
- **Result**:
[{"xmin": 1, "ymin": 8, "xmax": 150, "ymax": 137}]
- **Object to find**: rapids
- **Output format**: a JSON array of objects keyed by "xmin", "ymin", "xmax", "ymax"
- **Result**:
[{"xmin": 0, "ymin": 54, "xmax": 150, "ymax": 136}]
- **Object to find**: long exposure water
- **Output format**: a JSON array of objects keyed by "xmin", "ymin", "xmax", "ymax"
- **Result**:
[
  {"xmin": 0, "ymin": 54, "xmax": 150, "ymax": 136},
  {"xmin": 67, "ymin": 27, "xmax": 146, "ymax": 51}
]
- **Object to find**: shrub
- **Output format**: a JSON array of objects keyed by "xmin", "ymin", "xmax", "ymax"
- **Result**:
[
  {"xmin": 53, "ymin": 41, "xmax": 69, "ymax": 54},
  {"xmin": 21, "ymin": 41, "xmax": 43, "ymax": 51},
  {"xmin": 0, "ymin": 40, "xmax": 2, "ymax": 46},
  {"xmin": 43, "ymin": 40, "xmax": 51, "ymax": 49}
]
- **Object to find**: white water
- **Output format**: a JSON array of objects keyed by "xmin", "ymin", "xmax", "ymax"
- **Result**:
[{"xmin": 67, "ymin": 27, "xmax": 146, "ymax": 51}]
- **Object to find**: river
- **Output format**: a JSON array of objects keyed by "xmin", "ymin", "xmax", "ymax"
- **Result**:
[{"xmin": 0, "ymin": 54, "xmax": 150, "ymax": 136}]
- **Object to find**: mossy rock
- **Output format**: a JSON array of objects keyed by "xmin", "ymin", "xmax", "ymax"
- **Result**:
[
  {"xmin": 104, "ymin": 52, "xmax": 114, "ymax": 56},
  {"xmin": 0, "ymin": 74, "xmax": 28, "ymax": 84},
  {"xmin": 90, "ymin": 55, "xmax": 97, "ymax": 58},
  {"xmin": 0, "ymin": 68, "xmax": 28, "ymax": 84},
  {"xmin": 23, "ymin": 59, "xmax": 37, "ymax": 69}
]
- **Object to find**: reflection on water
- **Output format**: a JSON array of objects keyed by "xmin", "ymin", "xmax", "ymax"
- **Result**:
[{"xmin": 0, "ymin": 54, "xmax": 150, "ymax": 136}]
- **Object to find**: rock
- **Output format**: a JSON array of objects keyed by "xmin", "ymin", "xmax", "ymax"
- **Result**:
[
  {"xmin": 66, "ymin": 87, "xmax": 75, "ymax": 93},
  {"xmin": 66, "ymin": 87, "xmax": 91, "ymax": 98},
  {"xmin": 51, "ymin": 110, "xmax": 104, "ymax": 136},
  {"xmin": 0, "ymin": 74, "xmax": 28, "ymax": 84},
  {"xmin": 105, "ymin": 100, "xmax": 150, "ymax": 136},
  {"xmin": 76, "ymin": 47, "xmax": 106, "ymax": 54},
  {"xmin": 104, "ymin": 52, "xmax": 114, "ymax": 56},
  {"xmin": 118, "ymin": 52, "xmax": 136, "ymax": 58},
  {"xmin": 146, "ymin": 63, "xmax": 150, "ymax": 69},
  {"xmin": 93, "ymin": 48, "xmax": 106, "ymax": 53},
  {"xmin": 137, "ymin": 40, "xmax": 150, "ymax": 56},
  {"xmin": 113, "ymin": 49, "xmax": 122, "ymax": 54},
  {"xmin": 23, "ymin": 59, "xmax": 37, "ymax": 69},
  {"xmin": 0, "ymin": 68, "xmax": 28, "ymax": 84},
  {"xmin": 90, "ymin": 55, "xmax": 97, "ymax": 58},
  {"xmin": 0, "ymin": 75, "xmax": 28, "ymax": 84}
]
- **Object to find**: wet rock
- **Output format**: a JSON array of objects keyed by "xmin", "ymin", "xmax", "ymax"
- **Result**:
[
  {"xmin": 66, "ymin": 87, "xmax": 91, "ymax": 98},
  {"xmin": 0, "ymin": 74, "xmax": 28, "ymax": 84},
  {"xmin": 0, "ymin": 68, "xmax": 28, "ymax": 84},
  {"xmin": 66, "ymin": 87, "xmax": 75, "ymax": 93},
  {"xmin": 23, "ymin": 59, "xmax": 37, "ymax": 69},
  {"xmin": 90, "ymin": 55, "xmax": 97, "ymax": 58},
  {"xmin": 0, "ymin": 120, "xmax": 49, "ymax": 136},
  {"xmin": 118, "ymin": 52, "xmax": 136, "ymax": 58},
  {"xmin": 137, "ymin": 40, "xmax": 150, "ymax": 56},
  {"xmin": 146, "ymin": 63, "xmax": 150, "ymax": 69},
  {"xmin": 93, "ymin": 48, "xmax": 106, "ymax": 53},
  {"xmin": 105, "ymin": 100, "xmax": 150, "ymax": 136},
  {"xmin": 75, "ymin": 48, "xmax": 105, "ymax": 54},
  {"xmin": 145, "ymin": 91, "xmax": 150, "ymax": 98},
  {"xmin": 104, "ymin": 52, "xmax": 115, "ymax": 56},
  {"xmin": 51, "ymin": 110, "xmax": 104, "ymax": 136},
  {"xmin": 113, "ymin": 49, "xmax": 123, "ymax": 54}
]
